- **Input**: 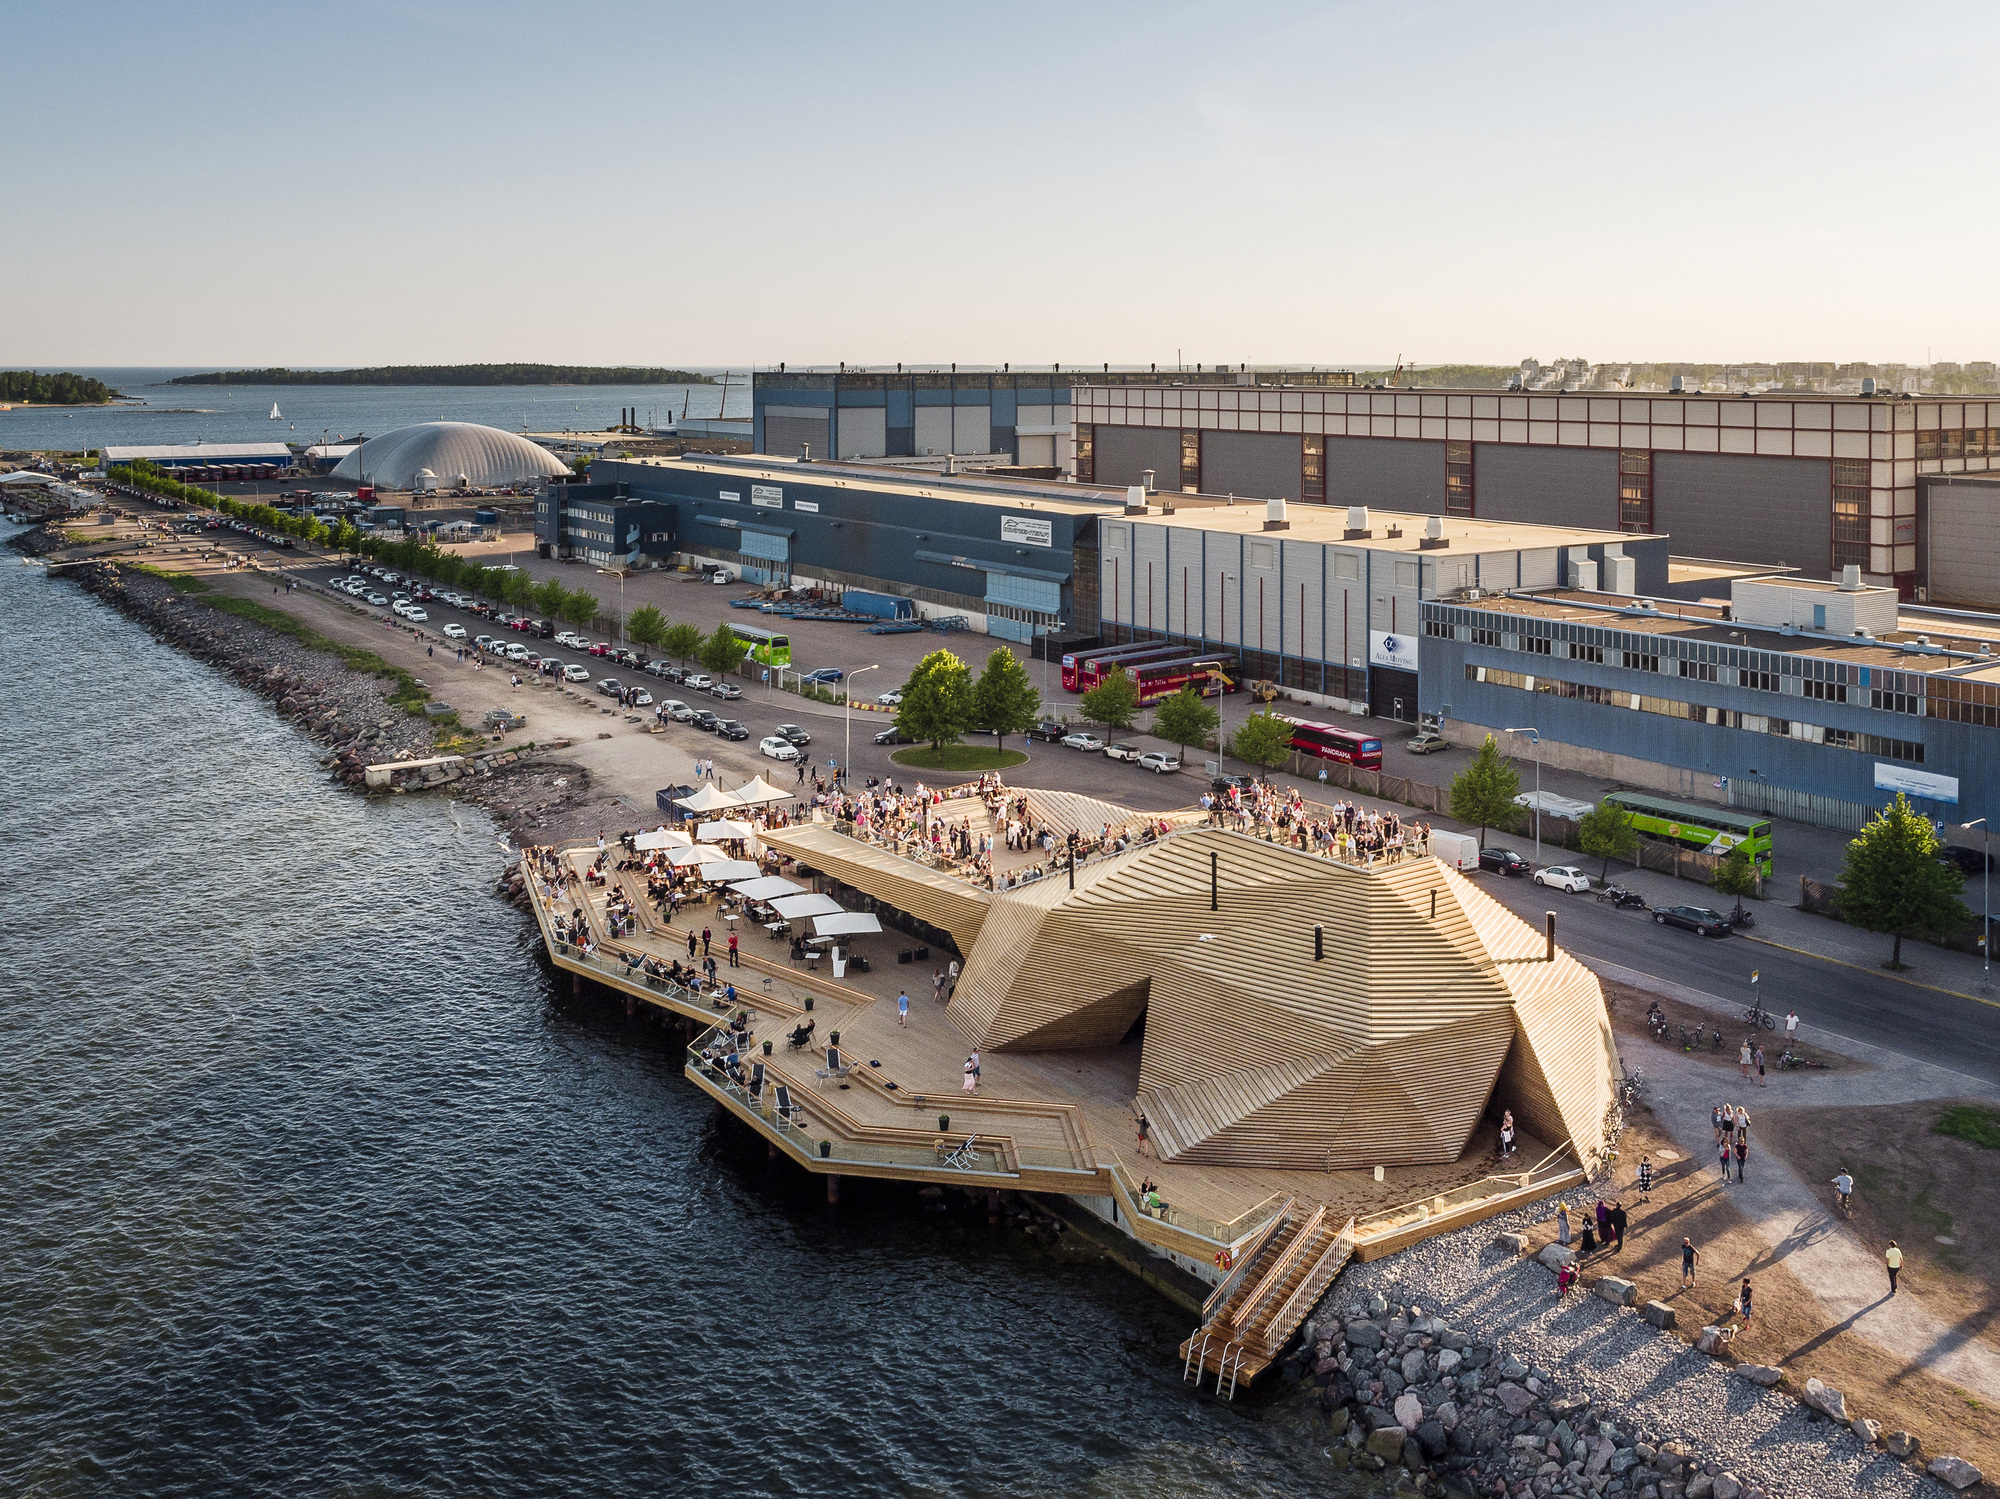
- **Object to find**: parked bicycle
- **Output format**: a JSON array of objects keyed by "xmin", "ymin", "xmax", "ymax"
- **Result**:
[
  {"xmin": 1618, "ymin": 1066, "xmax": 1646, "ymax": 1106},
  {"xmin": 1743, "ymin": 999, "xmax": 1777, "ymax": 1031}
]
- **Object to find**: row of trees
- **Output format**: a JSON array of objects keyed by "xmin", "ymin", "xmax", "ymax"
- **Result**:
[
  {"xmin": 2, "ymin": 370, "xmax": 121, "ymax": 404},
  {"xmin": 167, "ymin": 364, "xmax": 714, "ymax": 387}
]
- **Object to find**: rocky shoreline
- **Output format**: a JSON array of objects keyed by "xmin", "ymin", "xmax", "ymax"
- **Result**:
[
  {"xmin": 1290, "ymin": 1193, "xmax": 1976, "ymax": 1499},
  {"xmin": 16, "ymin": 532, "xmax": 601, "ymax": 845}
]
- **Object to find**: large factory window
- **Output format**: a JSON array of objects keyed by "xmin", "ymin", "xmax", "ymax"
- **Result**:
[
  {"xmin": 1302, "ymin": 435, "xmax": 1324, "ymax": 503},
  {"xmin": 1831, "ymin": 458, "xmax": 1868, "ymax": 573},
  {"xmin": 1075, "ymin": 424, "xmax": 1094, "ymax": 483},
  {"xmin": 1444, "ymin": 440, "xmax": 1473, "ymax": 515},
  {"xmin": 1617, "ymin": 450, "xmax": 1652, "ymax": 532},
  {"xmin": 1181, "ymin": 430, "xmax": 1202, "ymax": 492}
]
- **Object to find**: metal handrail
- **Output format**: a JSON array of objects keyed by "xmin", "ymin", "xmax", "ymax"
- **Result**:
[
  {"xmin": 1200, "ymin": 1195, "xmax": 1297, "ymax": 1321},
  {"xmin": 1263, "ymin": 1216, "xmax": 1357, "ymax": 1357},
  {"xmin": 1227, "ymin": 1204, "xmax": 1327, "ymax": 1334}
]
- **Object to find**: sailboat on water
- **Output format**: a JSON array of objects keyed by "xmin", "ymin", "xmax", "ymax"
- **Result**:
[{"xmin": 270, "ymin": 402, "xmax": 282, "ymax": 420}]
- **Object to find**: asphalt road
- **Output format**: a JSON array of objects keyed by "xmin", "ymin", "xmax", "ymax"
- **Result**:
[{"xmin": 1472, "ymin": 874, "xmax": 2000, "ymax": 1087}]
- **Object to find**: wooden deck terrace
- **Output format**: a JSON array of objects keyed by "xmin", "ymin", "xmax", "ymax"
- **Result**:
[{"xmin": 521, "ymin": 836, "xmax": 1582, "ymax": 1278}]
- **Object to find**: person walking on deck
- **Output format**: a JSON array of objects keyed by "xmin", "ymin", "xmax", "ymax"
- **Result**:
[
  {"xmin": 897, "ymin": 991, "xmax": 909, "ymax": 1027},
  {"xmin": 1886, "ymin": 1241, "xmax": 1902, "ymax": 1295},
  {"xmin": 1681, "ymin": 1238, "xmax": 1700, "ymax": 1288},
  {"xmin": 962, "ymin": 1057, "xmax": 977, "ymax": 1093}
]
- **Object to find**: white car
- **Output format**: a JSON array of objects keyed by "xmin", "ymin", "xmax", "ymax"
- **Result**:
[
  {"xmin": 442, "ymin": 623, "xmax": 468, "ymax": 640},
  {"xmin": 683, "ymin": 673, "xmax": 714, "ymax": 691},
  {"xmin": 402, "ymin": 607, "xmax": 428, "ymax": 623},
  {"xmin": 629, "ymin": 687, "xmax": 653, "ymax": 706},
  {"xmin": 1137, "ymin": 751, "xmax": 1182, "ymax": 774},
  {"xmin": 659, "ymin": 699, "xmax": 696, "ymax": 722},
  {"xmin": 759, "ymin": 735, "xmax": 800, "ymax": 761},
  {"xmin": 1102, "ymin": 741, "xmax": 1143, "ymax": 762},
  {"xmin": 556, "ymin": 631, "xmax": 586, "ymax": 649},
  {"xmin": 877, "ymin": 688, "xmax": 904, "ymax": 706},
  {"xmin": 1061, "ymin": 731, "xmax": 1106, "ymax": 752},
  {"xmin": 365, "ymin": 592, "xmax": 389, "ymax": 606},
  {"xmin": 1532, "ymin": 865, "xmax": 1592, "ymax": 893},
  {"xmin": 504, "ymin": 642, "xmax": 529, "ymax": 661},
  {"xmin": 562, "ymin": 664, "xmax": 592, "ymax": 682}
]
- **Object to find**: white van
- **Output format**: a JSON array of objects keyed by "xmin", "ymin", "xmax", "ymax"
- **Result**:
[{"xmin": 1430, "ymin": 830, "xmax": 1480, "ymax": 872}]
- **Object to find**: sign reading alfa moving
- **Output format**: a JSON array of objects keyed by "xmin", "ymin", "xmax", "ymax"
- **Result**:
[
  {"xmin": 1368, "ymin": 630, "xmax": 1419, "ymax": 669},
  {"xmin": 1000, "ymin": 515, "xmax": 1053, "ymax": 548},
  {"xmin": 1874, "ymin": 763, "xmax": 1959, "ymax": 805}
]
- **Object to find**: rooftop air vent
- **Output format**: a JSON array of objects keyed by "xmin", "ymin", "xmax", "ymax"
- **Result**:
[
  {"xmin": 1839, "ymin": 563, "xmax": 1863, "ymax": 591},
  {"xmin": 1861, "ymin": 377, "xmax": 1877, "ymax": 396}
]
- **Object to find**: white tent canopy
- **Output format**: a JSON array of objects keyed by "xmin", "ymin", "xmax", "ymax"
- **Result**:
[
  {"xmin": 770, "ymin": 892, "xmax": 843, "ymax": 920},
  {"xmin": 667, "ymin": 844, "xmax": 731, "ymax": 867},
  {"xmin": 634, "ymin": 828, "xmax": 694, "ymax": 851},
  {"xmin": 697, "ymin": 819, "xmax": 758, "ymax": 843},
  {"xmin": 1, "ymin": 470, "xmax": 61, "ymax": 487},
  {"xmin": 675, "ymin": 784, "xmax": 745, "ymax": 814},
  {"xmin": 698, "ymin": 859, "xmax": 762, "ymax": 882},
  {"xmin": 729, "ymin": 774, "xmax": 793, "ymax": 805},
  {"xmin": 730, "ymin": 876, "xmax": 806, "ymax": 900},
  {"xmin": 813, "ymin": 912, "xmax": 884, "ymax": 936}
]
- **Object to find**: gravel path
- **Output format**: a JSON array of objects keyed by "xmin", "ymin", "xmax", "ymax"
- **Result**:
[
  {"xmin": 1319, "ymin": 1197, "xmax": 1948, "ymax": 1498},
  {"xmin": 1589, "ymin": 958, "xmax": 2000, "ymax": 1404}
]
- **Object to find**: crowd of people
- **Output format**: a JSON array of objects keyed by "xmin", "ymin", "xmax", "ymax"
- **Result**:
[{"xmin": 1201, "ymin": 781, "xmax": 1431, "ymax": 866}]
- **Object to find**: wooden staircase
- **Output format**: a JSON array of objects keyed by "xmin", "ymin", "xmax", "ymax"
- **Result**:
[{"xmin": 1179, "ymin": 1206, "xmax": 1355, "ymax": 1400}]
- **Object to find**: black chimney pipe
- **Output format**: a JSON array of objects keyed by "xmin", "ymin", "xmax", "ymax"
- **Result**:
[
  {"xmin": 1314, "ymin": 923, "xmax": 1323, "ymax": 961},
  {"xmin": 1545, "ymin": 911, "xmax": 1556, "ymax": 962}
]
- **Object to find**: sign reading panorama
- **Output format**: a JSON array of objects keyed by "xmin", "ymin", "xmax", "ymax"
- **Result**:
[{"xmin": 1000, "ymin": 515, "xmax": 1053, "ymax": 548}]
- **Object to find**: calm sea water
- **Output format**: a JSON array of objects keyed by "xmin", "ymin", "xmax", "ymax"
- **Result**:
[
  {"xmin": 0, "ymin": 368, "xmax": 749, "ymax": 453},
  {"xmin": 0, "ymin": 527, "xmax": 1351, "ymax": 1498}
]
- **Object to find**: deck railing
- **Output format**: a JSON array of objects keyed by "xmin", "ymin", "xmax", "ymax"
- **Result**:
[
  {"xmin": 1347, "ymin": 1148, "xmax": 1579, "ymax": 1245},
  {"xmin": 1107, "ymin": 1161, "xmax": 1290, "ymax": 1253}
]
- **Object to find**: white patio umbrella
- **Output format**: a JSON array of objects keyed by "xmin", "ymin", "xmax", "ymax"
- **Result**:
[
  {"xmin": 770, "ymin": 892, "xmax": 843, "ymax": 920},
  {"xmin": 698, "ymin": 859, "xmax": 763, "ymax": 882},
  {"xmin": 674, "ymin": 783, "xmax": 745, "ymax": 814},
  {"xmin": 730, "ymin": 875, "xmax": 806, "ymax": 900},
  {"xmin": 729, "ymin": 774, "xmax": 793, "ymax": 805},
  {"xmin": 634, "ymin": 827, "xmax": 694, "ymax": 851},
  {"xmin": 697, "ymin": 819, "xmax": 758, "ymax": 843},
  {"xmin": 666, "ymin": 844, "xmax": 731, "ymax": 867},
  {"xmin": 813, "ymin": 912, "xmax": 884, "ymax": 936}
]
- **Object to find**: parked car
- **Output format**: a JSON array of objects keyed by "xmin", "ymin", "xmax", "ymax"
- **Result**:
[
  {"xmin": 1406, "ymin": 729, "xmax": 1450, "ymax": 754},
  {"xmin": 1061, "ymin": 731, "xmax": 1106, "ymax": 752},
  {"xmin": 683, "ymin": 673, "xmax": 714, "ymax": 691},
  {"xmin": 1102, "ymin": 741, "xmax": 1143, "ymax": 762},
  {"xmin": 366, "ymin": 592, "xmax": 389, "ymax": 606},
  {"xmin": 1210, "ymin": 773, "xmax": 1256, "ymax": 795},
  {"xmin": 690, "ymin": 709, "xmax": 721, "ymax": 731},
  {"xmin": 1026, "ymin": 719, "xmax": 1067, "ymax": 743},
  {"xmin": 555, "ymin": 631, "xmax": 586, "ymax": 649},
  {"xmin": 643, "ymin": 660, "xmax": 673, "ymax": 678},
  {"xmin": 709, "ymin": 681, "xmax": 743, "ymax": 701},
  {"xmin": 714, "ymin": 718, "xmax": 749, "ymax": 740},
  {"xmin": 1938, "ymin": 845, "xmax": 1995, "ymax": 876},
  {"xmin": 562, "ymin": 664, "xmax": 592, "ymax": 682},
  {"xmin": 595, "ymin": 677, "xmax": 624, "ymax": 697},
  {"xmin": 1532, "ymin": 865, "xmax": 1592, "ymax": 893},
  {"xmin": 611, "ymin": 648, "xmax": 641, "ymax": 668},
  {"xmin": 1137, "ymin": 751, "xmax": 1182, "ymax": 774},
  {"xmin": 774, "ymin": 723, "xmax": 811, "ymax": 746},
  {"xmin": 628, "ymin": 688, "xmax": 653, "ymax": 706},
  {"xmin": 657, "ymin": 663, "xmax": 687, "ymax": 683},
  {"xmin": 659, "ymin": 699, "xmax": 696, "ymax": 722},
  {"xmin": 759, "ymin": 736, "xmax": 800, "ymax": 761},
  {"xmin": 505, "ymin": 642, "xmax": 529, "ymax": 662},
  {"xmin": 1478, "ymin": 847, "xmax": 1533, "ymax": 876},
  {"xmin": 442, "ymin": 623, "xmax": 467, "ymax": 640},
  {"xmin": 1653, "ymin": 904, "xmax": 1733, "ymax": 937},
  {"xmin": 873, "ymin": 725, "xmax": 913, "ymax": 746},
  {"xmin": 799, "ymin": 668, "xmax": 843, "ymax": 684},
  {"xmin": 588, "ymin": 641, "xmax": 613, "ymax": 657},
  {"xmin": 473, "ymin": 634, "xmax": 496, "ymax": 652},
  {"xmin": 877, "ymin": 688, "xmax": 904, "ymax": 706}
]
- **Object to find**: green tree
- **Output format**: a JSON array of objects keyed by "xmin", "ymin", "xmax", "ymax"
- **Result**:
[
  {"xmin": 1079, "ymin": 670, "xmax": 1141, "ymax": 733},
  {"xmin": 1836, "ymin": 793, "xmax": 1970, "ymax": 968},
  {"xmin": 502, "ymin": 570, "xmax": 535, "ymax": 609},
  {"xmin": 1448, "ymin": 734, "xmax": 1524, "ymax": 849},
  {"xmin": 698, "ymin": 622, "xmax": 745, "ymax": 677},
  {"xmin": 1151, "ymin": 687, "xmax": 1221, "ymax": 766},
  {"xmin": 1225, "ymin": 710, "xmax": 1294, "ymax": 775},
  {"xmin": 662, "ymin": 621, "xmax": 703, "ymax": 664},
  {"xmin": 1577, "ymin": 799, "xmax": 1640, "ymax": 881},
  {"xmin": 1710, "ymin": 842, "xmax": 1760, "ymax": 918},
  {"xmin": 557, "ymin": 586, "xmax": 599, "ymax": 627},
  {"xmin": 531, "ymin": 577, "xmax": 567, "ymax": 617},
  {"xmin": 969, "ymin": 647, "xmax": 1041, "ymax": 750},
  {"xmin": 627, "ymin": 604, "xmax": 668, "ymax": 654},
  {"xmin": 896, "ymin": 649, "xmax": 974, "ymax": 753}
]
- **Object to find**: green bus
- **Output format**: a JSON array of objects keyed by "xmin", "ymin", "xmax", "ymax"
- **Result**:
[
  {"xmin": 729, "ymin": 623, "xmax": 792, "ymax": 669},
  {"xmin": 1602, "ymin": 791, "xmax": 1773, "ymax": 872}
]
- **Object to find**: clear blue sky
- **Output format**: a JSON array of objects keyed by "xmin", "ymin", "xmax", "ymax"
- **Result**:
[{"xmin": 10, "ymin": 1, "xmax": 1998, "ymax": 368}]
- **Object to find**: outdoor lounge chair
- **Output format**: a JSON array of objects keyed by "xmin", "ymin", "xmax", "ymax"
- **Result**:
[
  {"xmin": 774, "ymin": 1084, "xmax": 801, "ymax": 1129},
  {"xmin": 938, "ymin": 1135, "xmax": 982, "ymax": 1171},
  {"xmin": 813, "ymin": 1046, "xmax": 856, "ymax": 1087},
  {"xmin": 747, "ymin": 1060, "xmax": 765, "ymax": 1101}
]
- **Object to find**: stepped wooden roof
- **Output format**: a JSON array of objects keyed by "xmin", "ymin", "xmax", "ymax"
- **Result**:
[{"xmin": 767, "ymin": 818, "xmax": 1614, "ymax": 1173}]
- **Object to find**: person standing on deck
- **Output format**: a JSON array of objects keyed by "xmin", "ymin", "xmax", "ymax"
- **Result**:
[
  {"xmin": 897, "ymin": 992, "xmax": 909, "ymax": 1027},
  {"xmin": 1681, "ymin": 1237, "xmax": 1700, "ymax": 1288}
]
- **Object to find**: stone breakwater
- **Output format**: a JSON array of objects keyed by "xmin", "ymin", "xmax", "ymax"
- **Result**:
[
  {"xmin": 22, "ymin": 544, "xmax": 597, "ymax": 844},
  {"xmin": 1293, "ymin": 1194, "xmax": 1975, "ymax": 1499}
]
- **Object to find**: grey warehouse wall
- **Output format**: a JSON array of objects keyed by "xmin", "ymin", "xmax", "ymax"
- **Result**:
[
  {"xmin": 1474, "ymin": 444, "xmax": 1617, "ymax": 530},
  {"xmin": 1325, "ymin": 435, "xmax": 1446, "ymax": 511},
  {"xmin": 1094, "ymin": 425, "xmax": 1183, "ymax": 492},
  {"xmin": 1653, "ymin": 451, "xmax": 1828, "ymax": 571},
  {"xmin": 764, "ymin": 412, "xmax": 829, "ymax": 462},
  {"xmin": 1201, "ymin": 431, "xmax": 1302, "ymax": 502},
  {"xmin": 1922, "ymin": 477, "xmax": 2000, "ymax": 608}
]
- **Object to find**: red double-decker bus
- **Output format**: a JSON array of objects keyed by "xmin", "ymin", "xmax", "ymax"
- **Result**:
[
  {"xmin": 1073, "ymin": 642, "xmax": 1192, "ymax": 693},
  {"xmin": 1287, "ymin": 721, "xmax": 1383, "ymax": 769},
  {"xmin": 1060, "ymin": 644, "xmax": 1138, "ymax": 692},
  {"xmin": 1129, "ymin": 653, "xmax": 1238, "ymax": 704}
]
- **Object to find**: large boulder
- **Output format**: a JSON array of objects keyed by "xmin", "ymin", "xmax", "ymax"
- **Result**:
[
  {"xmin": 1346, "ymin": 1319, "xmax": 1386, "ymax": 1349},
  {"xmin": 1927, "ymin": 1456, "xmax": 1983, "ymax": 1491},
  {"xmin": 1803, "ymin": 1377, "xmax": 1849, "ymax": 1423},
  {"xmin": 1395, "ymin": 1391, "xmax": 1425, "ymax": 1431},
  {"xmin": 1416, "ymin": 1419, "xmax": 1449, "ymax": 1459},
  {"xmin": 1851, "ymin": 1417, "xmax": 1881, "ymax": 1446},
  {"xmin": 1641, "ymin": 1300, "xmax": 1677, "ymax": 1329},
  {"xmin": 1366, "ymin": 1425, "xmax": 1409, "ymax": 1461},
  {"xmin": 1733, "ymin": 1364, "xmax": 1783, "ymax": 1387},
  {"xmin": 1884, "ymin": 1431, "xmax": 1920, "ymax": 1459},
  {"xmin": 1712, "ymin": 1475, "xmax": 1742, "ymax": 1499},
  {"xmin": 1695, "ymin": 1326, "xmax": 1728, "ymax": 1355},
  {"xmin": 1495, "ymin": 1231, "xmax": 1529, "ymax": 1254},
  {"xmin": 1593, "ymin": 1275, "xmax": 1638, "ymax": 1307},
  {"xmin": 1401, "ymin": 1350, "xmax": 1427, "ymax": 1383},
  {"xmin": 1537, "ymin": 1244, "xmax": 1577, "ymax": 1272},
  {"xmin": 1497, "ymin": 1381, "xmax": 1537, "ymax": 1417}
]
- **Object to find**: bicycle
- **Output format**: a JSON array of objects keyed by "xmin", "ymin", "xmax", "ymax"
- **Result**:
[
  {"xmin": 1618, "ymin": 1065, "xmax": 1646, "ymax": 1107},
  {"xmin": 1743, "ymin": 1000, "xmax": 1776, "ymax": 1031}
]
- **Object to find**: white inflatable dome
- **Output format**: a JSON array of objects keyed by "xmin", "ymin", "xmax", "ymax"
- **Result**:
[{"xmin": 331, "ymin": 422, "xmax": 569, "ymax": 489}]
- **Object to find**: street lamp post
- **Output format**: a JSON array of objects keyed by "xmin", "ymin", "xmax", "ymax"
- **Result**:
[
  {"xmin": 1505, "ymin": 727, "xmax": 1542, "ymax": 865},
  {"xmin": 1969, "ymin": 818, "xmax": 1992, "ymax": 974},
  {"xmin": 844, "ymin": 664, "xmax": 880, "ymax": 787}
]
